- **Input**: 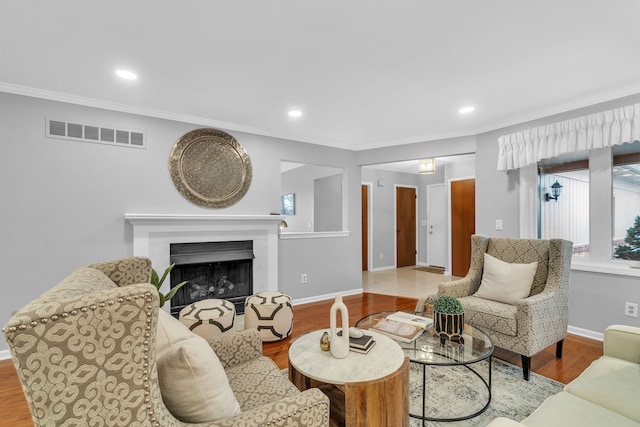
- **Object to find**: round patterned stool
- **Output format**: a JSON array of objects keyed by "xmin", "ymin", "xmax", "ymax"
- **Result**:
[
  {"xmin": 244, "ymin": 291, "xmax": 293, "ymax": 342},
  {"xmin": 179, "ymin": 299, "xmax": 236, "ymax": 339}
]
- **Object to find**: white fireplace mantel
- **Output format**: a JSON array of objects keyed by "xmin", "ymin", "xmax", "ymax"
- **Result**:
[{"xmin": 125, "ymin": 214, "xmax": 284, "ymax": 295}]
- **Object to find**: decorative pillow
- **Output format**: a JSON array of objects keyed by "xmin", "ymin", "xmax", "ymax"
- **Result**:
[
  {"xmin": 156, "ymin": 310, "xmax": 241, "ymax": 422},
  {"xmin": 475, "ymin": 253, "xmax": 538, "ymax": 304},
  {"xmin": 156, "ymin": 309, "xmax": 194, "ymax": 353}
]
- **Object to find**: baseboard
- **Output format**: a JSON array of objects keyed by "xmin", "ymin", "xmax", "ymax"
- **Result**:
[
  {"xmin": 369, "ymin": 265, "xmax": 396, "ymax": 272},
  {"xmin": 291, "ymin": 289, "xmax": 363, "ymax": 306},
  {"xmin": 0, "ymin": 349, "xmax": 10, "ymax": 361},
  {"xmin": 568, "ymin": 325, "xmax": 604, "ymax": 341}
]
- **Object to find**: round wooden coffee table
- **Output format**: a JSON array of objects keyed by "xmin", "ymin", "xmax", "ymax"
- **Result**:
[
  {"xmin": 356, "ymin": 311, "xmax": 494, "ymax": 424},
  {"xmin": 288, "ymin": 329, "xmax": 409, "ymax": 427}
]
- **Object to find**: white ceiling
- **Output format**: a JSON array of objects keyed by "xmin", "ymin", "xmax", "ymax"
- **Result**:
[{"xmin": 1, "ymin": 1, "xmax": 639, "ymax": 151}]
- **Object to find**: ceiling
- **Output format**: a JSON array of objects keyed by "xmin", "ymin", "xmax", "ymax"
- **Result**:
[{"xmin": 1, "ymin": 1, "xmax": 639, "ymax": 151}]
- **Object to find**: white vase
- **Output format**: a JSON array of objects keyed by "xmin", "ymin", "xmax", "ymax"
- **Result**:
[{"xmin": 329, "ymin": 295, "xmax": 349, "ymax": 358}]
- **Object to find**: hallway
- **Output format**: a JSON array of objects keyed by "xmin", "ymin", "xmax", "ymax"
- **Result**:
[{"xmin": 362, "ymin": 266, "xmax": 460, "ymax": 299}]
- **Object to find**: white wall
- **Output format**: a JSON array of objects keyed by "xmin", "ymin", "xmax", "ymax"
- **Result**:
[{"xmin": 0, "ymin": 92, "xmax": 361, "ymax": 353}]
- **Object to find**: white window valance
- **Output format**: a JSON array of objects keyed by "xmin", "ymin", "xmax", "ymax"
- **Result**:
[{"xmin": 497, "ymin": 103, "xmax": 640, "ymax": 171}]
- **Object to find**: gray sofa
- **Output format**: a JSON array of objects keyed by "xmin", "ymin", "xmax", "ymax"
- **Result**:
[
  {"xmin": 3, "ymin": 257, "xmax": 329, "ymax": 426},
  {"xmin": 487, "ymin": 325, "xmax": 640, "ymax": 427}
]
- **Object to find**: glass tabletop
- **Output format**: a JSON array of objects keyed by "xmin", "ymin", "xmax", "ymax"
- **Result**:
[{"xmin": 355, "ymin": 311, "xmax": 494, "ymax": 366}]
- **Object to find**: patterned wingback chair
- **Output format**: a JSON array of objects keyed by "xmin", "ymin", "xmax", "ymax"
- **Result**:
[
  {"xmin": 3, "ymin": 257, "xmax": 329, "ymax": 426},
  {"xmin": 416, "ymin": 235, "xmax": 573, "ymax": 380}
]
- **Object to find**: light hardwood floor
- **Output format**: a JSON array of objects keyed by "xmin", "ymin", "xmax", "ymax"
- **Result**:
[{"xmin": 0, "ymin": 270, "xmax": 603, "ymax": 426}]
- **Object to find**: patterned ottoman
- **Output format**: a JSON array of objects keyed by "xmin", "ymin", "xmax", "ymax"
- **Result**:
[
  {"xmin": 244, "ymin": 291, "xmax": 293, "ymax": 342},
  {"xmin": 178, "ymin": 299, "xmax": 236, "ymax": 339}
]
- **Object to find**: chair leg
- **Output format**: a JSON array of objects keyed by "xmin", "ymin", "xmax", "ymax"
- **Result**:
[
  {"xmin": 556, "ymin": 339, "xmax": 564, "ymax": 358},
  {"xmin": 521, "ymin": 355, "xmax": 531, "ymax": 381}
]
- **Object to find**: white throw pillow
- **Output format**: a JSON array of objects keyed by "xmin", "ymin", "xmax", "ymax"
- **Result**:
[
  {"xmin": 475, "ymin": 253, "xmax": 538, "ymax": 304},
  {"xmin": 156, "ymin": 309, "xmax": 194, "ymax": 353},
  {"xmin": 156, "ymin": 310, "xmax": 241, "ymax": 422}
]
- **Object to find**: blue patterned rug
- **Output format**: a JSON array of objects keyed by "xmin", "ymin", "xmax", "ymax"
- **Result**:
[{"xmin": 409, "ymin": 358, "xmax": 562, "ymax": 426}]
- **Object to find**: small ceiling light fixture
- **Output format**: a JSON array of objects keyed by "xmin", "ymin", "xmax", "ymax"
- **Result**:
[
  {"xmin": 419, "ymin": 158, "xmax": 437, "ymax": 174},
  {"xmin": 459, "ymin": 106, "xmax": 475, "ymax": 114},
  {"xmin": 545, "ymin": 180, "xmax": 563, "ymax": 202},
  {"xmin": 288, "ymin": 110, "xmax": 302, "ymax": 118},
  {"xmin": 115, "ymin": 69, "xmax": 137, "ymax": 80}
]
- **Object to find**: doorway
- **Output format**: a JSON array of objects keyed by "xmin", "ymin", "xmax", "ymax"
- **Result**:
[
  {"xmin": 396, "ymin": 186, "xmax": 417, "ymax": 267},
  {"xmin": 361, "ymin": 184, "xmax": 370, "ymax": 271},
  {"xmin": 450, "ymin": 178, "xmax": 475, "ymax": 277}
]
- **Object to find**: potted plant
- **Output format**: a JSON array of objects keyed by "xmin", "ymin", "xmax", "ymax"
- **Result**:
[
  {"xmin": 433, "ymin": 295, "xmax": 464, "ymax": 342},
  {"xmin": 151, "ymin": 264, "xmax": 188, "ymax": 307}
]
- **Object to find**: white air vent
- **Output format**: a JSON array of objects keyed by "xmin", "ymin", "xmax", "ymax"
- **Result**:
[{"xmin": 46, "ymin": 118, "xmax": 145, "ymax": 149}]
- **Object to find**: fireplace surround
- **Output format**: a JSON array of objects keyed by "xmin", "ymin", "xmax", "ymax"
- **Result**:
[{"xmin": 125, "ymin": 214, "xmax": 282, "ymax": 309}]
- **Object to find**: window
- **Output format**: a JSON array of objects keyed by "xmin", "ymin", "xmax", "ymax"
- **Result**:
[
  {"xmin": 612, "ymin": 141, "xmax": 640, "ymax": 261},
  {"xmin": 539, "ymin": 141, "xmax": 640, "ymax": 264},
  {"xmin": 539, "ymin": 154, "xmax": 590, "ymax": 257}
]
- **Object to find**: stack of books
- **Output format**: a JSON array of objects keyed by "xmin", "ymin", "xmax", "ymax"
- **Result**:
[
  {"xmin": 337, "ymin": 330, "xmax": 377, "ymax": 354},
  {"xmin": 348, "ymin": 333, "xmax": 376, "ymax": 354}
]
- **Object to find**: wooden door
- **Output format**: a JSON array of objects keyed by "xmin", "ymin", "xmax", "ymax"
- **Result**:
[
  {"xmin": 451, "ymin": 179, "xmax": 475, "ymax": 277},
  {"xmin": 361, "ymin": 185, "xmax": 369, "ymax": 271},
  {"xmin": 396, "ymin": 187, "xmax": 416, "ymax": 267}
]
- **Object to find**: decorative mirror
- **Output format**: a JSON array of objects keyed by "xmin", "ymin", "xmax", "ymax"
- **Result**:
[{"xmin": 169, "ymin": 128, "xmax": 252, "ymax": 208}]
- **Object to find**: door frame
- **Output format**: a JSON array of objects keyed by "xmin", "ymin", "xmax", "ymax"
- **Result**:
[
  {"xmin": 362, "ymin": 182, "xmax": 373, "ymax": 271},
  {"xmin": 447, "ymin": 175, "xmax": 475, "ymax": 275},
  {"xmin": 394, "ymin": 184, "xmax": 419, "ymax": 268}
]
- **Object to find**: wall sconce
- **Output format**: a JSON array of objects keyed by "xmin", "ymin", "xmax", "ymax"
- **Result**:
[
  {"xmin": 419, "ymin": 158, "xmax": 436, "ymax": 174},
  {"xmin": 545, "ymin": 180, "xmax": 563, "ymax": 202}
]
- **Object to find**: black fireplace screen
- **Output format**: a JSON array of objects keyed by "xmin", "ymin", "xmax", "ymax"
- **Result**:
[{"xmin": 169, "ymin": 241, "xmax": 253, "ymax": 316}]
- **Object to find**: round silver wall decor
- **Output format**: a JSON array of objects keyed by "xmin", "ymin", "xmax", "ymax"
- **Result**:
[{"xmin": 169, "ymin": 128, "xmax": 252, "ymax": 208}]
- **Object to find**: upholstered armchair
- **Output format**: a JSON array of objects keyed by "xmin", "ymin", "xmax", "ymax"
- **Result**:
[
  {"xmin": 416, "ymin": 235, "xmax": 573, "ymax": 380},
  {"xmin": 3, "ymin": 257, "xmax": 329, "ymax": 426}
]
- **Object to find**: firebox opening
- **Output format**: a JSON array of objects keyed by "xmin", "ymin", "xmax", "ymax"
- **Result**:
[{"xmin": 169, "ymin": 241, "xmax": 254, "ymax": 317}]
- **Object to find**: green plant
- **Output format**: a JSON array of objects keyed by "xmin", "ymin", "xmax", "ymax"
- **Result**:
[
  {"xmin": 433, "ymin": 295, "xmax": 464, "ymax": 314},
  {"xmin": 151, "ymin": 264, "xmax": 188, "ymax": 307}
]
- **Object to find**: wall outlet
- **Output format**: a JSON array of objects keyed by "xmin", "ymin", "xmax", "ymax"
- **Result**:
[
  {"xmin": 379, "ymin": 253, "xmax": 384, "ymax": 260},
  {"xmin": 301, "ymin": 273, "xmax": 308, "ymax": 284},
  {"xmin": 625, "ymin": 302, "xmax": 638, "ymax": 318},
  {"xmin": 495, "ymin": 219, "xmax": 503, "ymax": 231}
]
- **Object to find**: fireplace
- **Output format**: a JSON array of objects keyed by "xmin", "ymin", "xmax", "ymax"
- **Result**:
[
  {"xmin": 169, "ymin": 241, "xmax": 254, "ymax": 316},
  {"xmin": 125, "ymin": 214, "xmax": 282, "ymax": 311}
]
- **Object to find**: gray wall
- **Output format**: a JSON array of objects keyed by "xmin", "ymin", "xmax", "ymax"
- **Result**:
[
  {"xmin": 314, "ymin": 174, "xmax": 342, "ymax": 232},
  {"xmin": 0, "ymin": 92, "xmax": 361, "ymax": 353}
]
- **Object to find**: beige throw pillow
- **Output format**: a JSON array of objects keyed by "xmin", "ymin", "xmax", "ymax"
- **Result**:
[
  {"xmin": 475, "ymin": 253, "xmax": 538, "ymax": 304},
  {"xmin": 156, "ymin": 309, "xmax": 194, "ymax": 353},
  {"xmin": 156, "ymin": 310, "xmax": 241, "ymax": 422}
]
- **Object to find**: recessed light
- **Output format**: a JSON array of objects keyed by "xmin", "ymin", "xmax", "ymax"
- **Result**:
[
  {"xmin": 459, "ymin": 106, "xmax": 475, "ymax": 114},
  {"xmin": 116, "ymin": 69, "xmax": 137, "ymax": 80},
  {"xmin": 288, "ymin": 110, "xmax": 302, "ymax": 118}
]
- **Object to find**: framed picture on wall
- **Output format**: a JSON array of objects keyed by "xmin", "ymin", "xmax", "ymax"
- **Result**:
[{"xmin": 281, "ymin": 193, "xmax": 295, "ymax": 215}]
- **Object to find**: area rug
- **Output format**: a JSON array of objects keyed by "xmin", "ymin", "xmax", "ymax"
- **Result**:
[
  {"xmin": 409, "ymin": 358, "xmax": 562, "ymax": 427},
  {"xmin": 283, "ymin": 358, "xmax": 562, "ymax": 427}
]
